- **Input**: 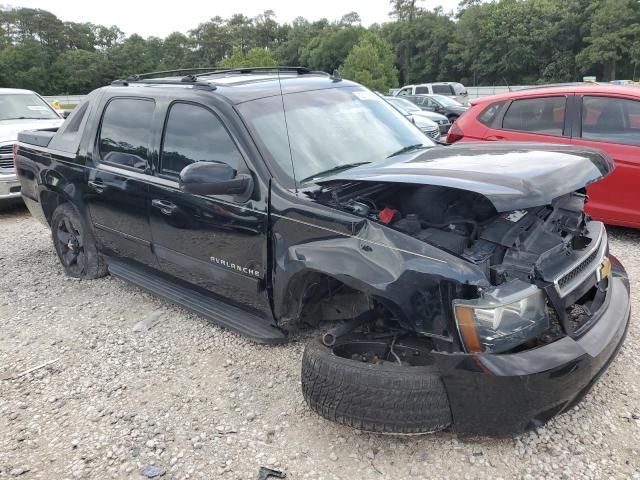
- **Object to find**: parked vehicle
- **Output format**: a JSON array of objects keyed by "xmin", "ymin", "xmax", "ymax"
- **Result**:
[
  {"xmin": 406, "ymin": 94, "xmax": 469, "ymax": 122},
  {"xmin": 395, "ymin": 82, "xmax": 469, "ymax": 105},
  {"xmin": 15, "ymin": 68, "xmax": 629, "ymax": 436},
  {"xmin": 448, "ymin": 84, "xmax": 640, "ymax": 228},
  {"xmin": 383, "ymin": 97, "xmax": 441, "ymax": 139},
  {"xmin": 0, "ymin": 88, "xmax": 63, "ymax": 206},
  {"xmin": 385, "ymin": 96, "xmax": 451, "ymax": 133}
]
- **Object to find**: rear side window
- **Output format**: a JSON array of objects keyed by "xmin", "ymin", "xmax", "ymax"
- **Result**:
[
  {"xmin": 478, "ymin": 101, "xmax": 506, "ymax": 126},
  {"xmin": 160, "ymin": 103, "xmax": 243, "ymax": 175},
  {"xmin": 414, "ymin": 86, "xmax": 429, "ymax": 94},
  {"xmin": 99, "ymin": 98, "xmax": 154, "ymax": 170},
  {"xmin": 432, "ymin": 84, "xmax": 454, "ymax": 95},
  {"xmin": 581, "ymin": 96, "xmax": 640, "ymax": 146},
  {"xmin": 502, "ymin": 97, "xmax": 566, "ymax": 136}
]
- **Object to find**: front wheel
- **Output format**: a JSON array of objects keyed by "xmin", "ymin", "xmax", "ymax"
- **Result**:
[
  {"xmin": 51, "ymin": 203, "xmax": 107, "ymax": 279},
  {"xmin": 301, "ymin": 336, "xmax": 452, "ymax": 434}
]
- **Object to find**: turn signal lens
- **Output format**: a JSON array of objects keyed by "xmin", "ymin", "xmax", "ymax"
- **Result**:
[
  {"xmin": 454, "ymin": 305, "xmax": 482, "ymax": 353},
  {"xmin": 599, "ymin": 257, "xmax": 612, "ymax": 281}
]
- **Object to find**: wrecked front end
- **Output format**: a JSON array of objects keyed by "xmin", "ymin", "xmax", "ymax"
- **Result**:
[{"xmin": 273, "ymin": 144, "xmax": 630, "ymax": 435}]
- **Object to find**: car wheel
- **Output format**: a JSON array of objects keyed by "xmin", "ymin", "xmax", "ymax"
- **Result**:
[
  {"xmin": 301, "ymin": 335, "xmax": 452, "ymax": 434},
  {"xmin": 51, "ymin": 203, "xmax": 107, "ymax": 280}
]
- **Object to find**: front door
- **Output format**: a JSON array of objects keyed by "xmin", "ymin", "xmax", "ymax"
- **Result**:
[
  {"xmin": 148, "ymin": 101, "xmax": 271, "ymax": 314},
  {"xmin": 85, "ymin": 96, "xmax": 157, "ymax": 267},
  {"xmin": 571, "ymin": 94, "xmax": 640, "ymax": 227}
]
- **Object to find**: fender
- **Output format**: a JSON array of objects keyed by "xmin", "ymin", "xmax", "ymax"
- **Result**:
[{"xmin": 270, "ymin": 201, "xmax": 490, "ymax": 342}]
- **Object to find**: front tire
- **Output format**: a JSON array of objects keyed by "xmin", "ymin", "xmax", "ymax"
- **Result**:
[
  {"xmin": 51, "ymin": 203, "xmax": 107, "ymax": 280},
  {"xmin": 301, "ymin": 336, "xmax": 452, "ymax": 434}
]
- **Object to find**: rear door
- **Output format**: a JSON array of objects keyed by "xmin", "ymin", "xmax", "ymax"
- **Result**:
[
  {"xmin": 483, "ymin": 94, "xmax": 573, "ymax": 143},
  {"xmin": 571, "ymin": 94, "xmax": 640, "ymax": 227},
  {"xmin": 147, "ymin": 101, "xmax": 271, "ymax": 314},
  {"xmin": 85, "ymin": 96, "xmax": 157, "ymax": 267}
]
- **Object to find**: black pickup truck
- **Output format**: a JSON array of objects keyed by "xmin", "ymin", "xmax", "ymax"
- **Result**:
[{"xmin": 15, "ymin": 68, "xmax": 630, "ymax": 436}]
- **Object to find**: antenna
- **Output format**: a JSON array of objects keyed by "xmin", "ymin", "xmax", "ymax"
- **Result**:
[{"xmin": 276, "ymin": 70, "xmax": 298, "ymax": 193}]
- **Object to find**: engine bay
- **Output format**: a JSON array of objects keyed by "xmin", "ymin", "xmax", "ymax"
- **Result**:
[{"xmin": 314, "ymin": 182, "xmax": 592, "ymax": 287}]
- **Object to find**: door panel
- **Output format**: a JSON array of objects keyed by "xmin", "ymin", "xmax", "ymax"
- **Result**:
[
  {"xmin": 85, "ymin": 97, "xmax": 157, "ymax": 267},
  {"xmin": 148, "ymin": 101, "xmax": 270, "ymax": 314},
  {"xmin": 572, "ymin": 95, "xmax": 640, "ymax": 227}
]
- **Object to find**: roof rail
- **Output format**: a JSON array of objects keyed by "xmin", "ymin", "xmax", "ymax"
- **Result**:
[
  {"xmin": 110, "ymin": 76, "xmax": 217, "ymax": 91},
  {"xmin": 125, "ymin": 67, "xmax": 219, "ymax": 81},
  {"xmin": 190, "ymin": 66, "xmax": 328, "ymax": 78}
]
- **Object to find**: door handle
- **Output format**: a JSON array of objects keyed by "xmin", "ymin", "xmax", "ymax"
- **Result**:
[
  {"xmin": 88, "ymin": 180, "xmax": 105, "ymax": 193},
  {"xmin": 486, "ymin": 135, "xmax": 505, "ymax": 141},
  {"xmin": 152, "ymin": 199, "xmax": 178, "ymax": 215}
]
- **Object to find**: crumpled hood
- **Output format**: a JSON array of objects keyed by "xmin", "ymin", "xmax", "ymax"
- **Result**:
[
  {"xmin": 318, "ymin": 142, "xmax": 614, "ymax": 212},
  {"xmin": 0, "ymin": 119, "xmax": 63, "ymax": 144}
]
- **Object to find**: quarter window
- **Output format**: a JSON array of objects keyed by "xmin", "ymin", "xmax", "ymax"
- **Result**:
[
  {"xmin": 581, "ymin": 96, "xmax": 640, "ymax": 146},
  {"xmin": 160, "ymin": 103, "xmax": 243, "ymax": 175},
  {"xmin": 99, "ymin": 98, "xmax": 154, "ymax": 170},
  {"xmin": 502, "ymin": 97, "xmax": 566, "ymax": 136}
]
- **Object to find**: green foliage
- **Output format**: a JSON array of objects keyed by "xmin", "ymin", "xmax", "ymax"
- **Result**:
[
  {"xmin": 218, "ymin": 47, "xmax": 278, "ymax": 68},
  {"xmin": 0, "ymin": 1, "xmax": 638, "ymax": 96},
  {"xmin": 339, "ymin": 32, "xmax": 398, "ymax": 91}
]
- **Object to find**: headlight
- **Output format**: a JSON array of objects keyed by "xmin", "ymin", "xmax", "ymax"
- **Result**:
[{"xmin": 453, "ymin": 280, "xmax": 548, "ymax": 353}]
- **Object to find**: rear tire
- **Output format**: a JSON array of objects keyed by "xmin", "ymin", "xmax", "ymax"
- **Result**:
[
  {"xmin": 51, "ymin": 203, "xmax": 107, "ymax": 280},
  {"xmin": 301, "ymin": 336, "xmax": 452, "ymax": 434}
]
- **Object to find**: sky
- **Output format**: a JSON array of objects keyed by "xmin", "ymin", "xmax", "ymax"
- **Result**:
[{"xmin": 5, "ymin": 0, "xmax": 460, "ymax": 38}]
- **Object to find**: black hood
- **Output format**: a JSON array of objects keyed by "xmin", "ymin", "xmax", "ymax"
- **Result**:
[{"xmin": 318, "ymin": 142, "xmax": 614, "ymax": 212}]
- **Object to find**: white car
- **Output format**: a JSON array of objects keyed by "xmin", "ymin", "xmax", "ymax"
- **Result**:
[
  {"xmin": 394, "ymin": 82, "xmax": 469, "ymax": 105},
  {"xmin": 0, "ymin": 88, "xmax": 63, "ymax": 205}
]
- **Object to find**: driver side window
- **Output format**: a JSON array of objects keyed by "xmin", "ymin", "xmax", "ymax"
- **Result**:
[{"xmin": 160, "ymin": 102, "xmax": 243, "ymax": 176}]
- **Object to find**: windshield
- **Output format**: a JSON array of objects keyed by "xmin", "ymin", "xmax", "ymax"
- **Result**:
[
  {"xmin": 237, "ymin": 87, "xmax": 432, "ymax": 186},
  {"xmin": 387, "ymin": 97, "xmax": 421, "ymax": 113},
  {"xmin": 0, "ymin": 93, "xmax": 59, "ymax": 121},
  {"xmin": 432, "ymin": 95, "xmax": 463, "ymax": 107}
]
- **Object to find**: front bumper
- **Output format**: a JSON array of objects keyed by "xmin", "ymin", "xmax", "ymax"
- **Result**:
[
  {"xmin": 0, "ymin": 173, "xmax": 21, "ymax": 200},
  {"xmin": 435, "ymin": 255, "xmax": 630, "ymax": 436}
]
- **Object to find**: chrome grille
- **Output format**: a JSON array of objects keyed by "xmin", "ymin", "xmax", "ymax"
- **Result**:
[
  {"xmin": 0, "ymin": 158, "xmax": 13, "ymax": 169},
  {"xmin": 557, "ymin": 249, "xmax": 599, "ymax": 291},
  {"xmin": 0, "ymin": 144, "xmax": 14, "ymax": 170},
  {"xmin": 0, "ymin": 145, "xmax": 12, "ymax": 155}
]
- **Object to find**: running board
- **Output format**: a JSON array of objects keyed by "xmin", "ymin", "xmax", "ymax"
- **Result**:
[{"xmin": 107, "ymin": 258, "xmax": 287, "ymax": 344}]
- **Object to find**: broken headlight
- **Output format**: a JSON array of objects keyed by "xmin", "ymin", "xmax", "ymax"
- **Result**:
[{"xmin": 453, "ymin": 280, "xmax": 548, "ymax": 353}]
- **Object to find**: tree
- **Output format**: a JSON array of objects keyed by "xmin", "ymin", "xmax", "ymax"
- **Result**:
[
  {"xmin": 338, "ymin": 32, "xmax": 398, "ymax": 91},
  {"xmin": 577, "ymin": 0, "xmax": 640, "ymax": 80},
  {"xmin": 300, "ymin": 24, "xmax": 364, "ymax": 72},
  {"xmin": 49, "ymin": 49, "xmax": 102, "ymax": 93},
  {"xmin": 218, "ymin": 47, "xmax": 278, "ymax": 68}
]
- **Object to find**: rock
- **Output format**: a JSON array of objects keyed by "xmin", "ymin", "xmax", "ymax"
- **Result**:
[
  {"xmin": 329, "ymin": 452, "xmax": 338, "ymax": 461},
  {"xmin": 140, "ymin": 465, "xmax": 165, "ymax": 478}
]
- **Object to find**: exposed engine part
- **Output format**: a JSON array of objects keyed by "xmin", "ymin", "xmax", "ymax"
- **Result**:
[
  {"xmin": 316, "ymin": 182, "xmax": 591, "ymax": 288},
  {"xmin": 322, "ymin": 312, "xmax": 374, "ymax": 347}
]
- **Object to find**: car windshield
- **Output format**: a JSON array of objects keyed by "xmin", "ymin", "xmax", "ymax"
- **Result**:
[
  {"xmin": 432, "ymin": 95, "xmax": 463, "ymax": 107},
  {"xmin": 0, "ymin": 93, "xmax": 59, "ymax": 121},
  {"xmin": 237, "ymin": 87, "xmax": 432, "ymax": 186},
  {"xmin": 387, "ymin": 97, "xmax": 421, "ymax": 113}
]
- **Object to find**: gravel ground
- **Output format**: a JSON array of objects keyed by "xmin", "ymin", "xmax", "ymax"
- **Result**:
[{"xmin": 1, "ymin": 203, "xmax": 639, "ymax": 480}]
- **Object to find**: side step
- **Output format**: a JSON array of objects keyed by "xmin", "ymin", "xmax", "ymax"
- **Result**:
[{"xmin": 107, "ymin": 258, "xmax": 287, "ymax": 344}]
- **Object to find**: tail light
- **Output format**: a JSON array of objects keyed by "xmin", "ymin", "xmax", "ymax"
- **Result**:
[
  {"xmin": 12, "ymin": 143, "xmax": 17, "ymax": 169},
  {"xmin": 446, "ymin": 123, "xmax": 464, "ymax": 144}
]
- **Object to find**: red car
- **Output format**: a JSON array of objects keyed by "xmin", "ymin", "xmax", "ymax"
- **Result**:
[{"xmin": 448, "ymin": 84, "xmax": 640, "ymax": 227}]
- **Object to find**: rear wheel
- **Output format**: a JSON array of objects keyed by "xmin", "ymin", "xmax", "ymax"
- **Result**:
[
  {"xmin": 51, "ymin": 203, "xmax": 107, "ymax": 279},
  {"xmin": 301, "ymin": 335, "xmax": 452, "ymax": 434}
]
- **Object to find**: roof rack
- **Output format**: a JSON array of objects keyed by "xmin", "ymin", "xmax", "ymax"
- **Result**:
[
  {"xmin": 110, "ymin": 66, "xmax": 333, "ymax": 90},
  {"xmin": 110, "ymin": 76, "xmax": 217, "ymax": 91}
]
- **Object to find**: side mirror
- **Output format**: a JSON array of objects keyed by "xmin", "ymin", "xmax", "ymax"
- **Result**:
[
  {"xmin": 62, "ymin": 110, "xmax": 71, "ymax": 119},
  {"xmin": 179, "ymin": 161, "xmax": 253, "ymax": 197}
]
